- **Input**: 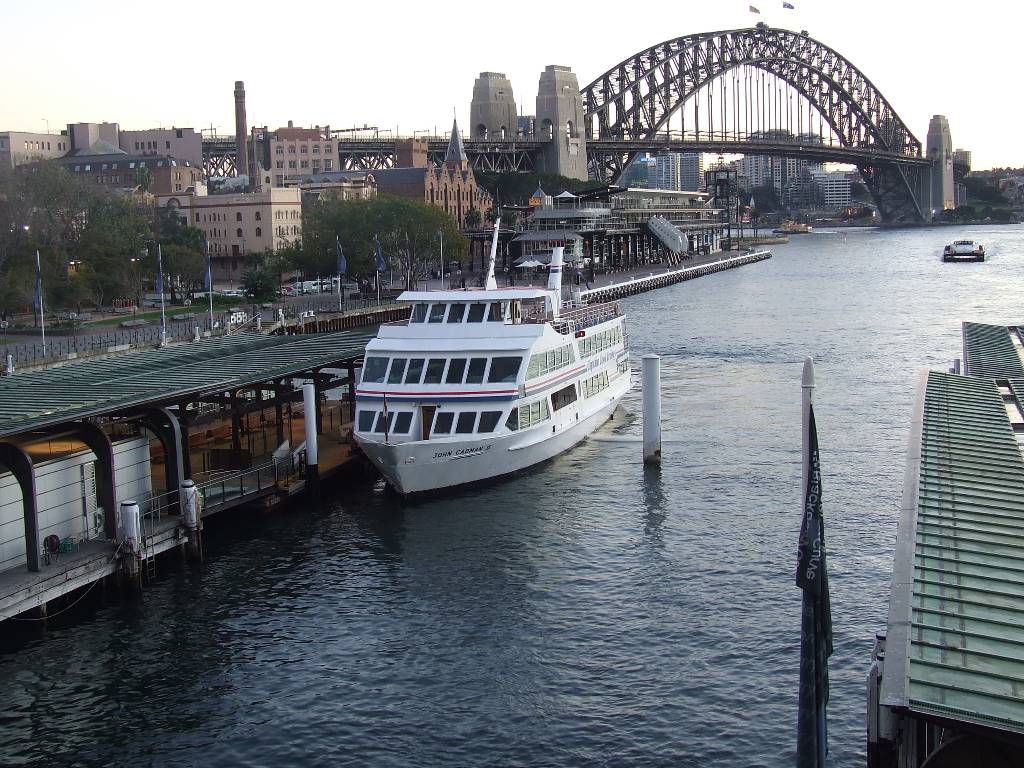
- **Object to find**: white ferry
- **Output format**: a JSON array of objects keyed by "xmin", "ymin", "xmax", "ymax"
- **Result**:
[
  {"xmin": 942, "ymin": 240, "xmax": 985, "ymax": 262},
  {"xmin": 353, "ymin": 222, "xmax": 632, "ymax": 495}
]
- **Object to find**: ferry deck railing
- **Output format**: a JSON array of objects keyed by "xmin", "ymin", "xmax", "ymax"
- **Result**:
[{"xmin": 550, "ymin": 302, "xmax": 621, "ymax": 335}]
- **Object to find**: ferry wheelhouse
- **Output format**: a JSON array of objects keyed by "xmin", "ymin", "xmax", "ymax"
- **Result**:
[
  {"xmin": 942, "ymin": 240, "xmax": 985, "ymax": 262},
  {"xmin": 353, "ymin": 225, "xmax": 632, "ymax": 495}
]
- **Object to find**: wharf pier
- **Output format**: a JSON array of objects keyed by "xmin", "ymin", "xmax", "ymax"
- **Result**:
[
  {"xmin": 867, "ymin": 321, "xmax": 1024, "ymax": 766},
  {"xmin": 0, "ymin": 330, "xmax": 375, "ymax": 623},
  {"xmin": 579, "ymin": 250, "xmax": 771, "ymax": 303}
]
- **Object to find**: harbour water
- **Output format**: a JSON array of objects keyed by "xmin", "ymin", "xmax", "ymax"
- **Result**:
[{"xmin": 3, "ymin": 224, "xmax": 1023, "ymax": 767}]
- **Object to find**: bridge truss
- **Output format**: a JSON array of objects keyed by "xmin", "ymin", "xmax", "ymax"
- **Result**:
[{"xmin": 580, "ymin": 25, "xmax": 929, "ymax": 223}]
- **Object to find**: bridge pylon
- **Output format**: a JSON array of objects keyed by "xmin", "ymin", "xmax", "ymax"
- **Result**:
[{"xmin": 536, "ymin": 65, "xmax": 588, "ymax": 180}]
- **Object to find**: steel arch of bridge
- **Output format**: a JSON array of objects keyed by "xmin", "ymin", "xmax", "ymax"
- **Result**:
[{"xmin": 581, "ymin": 26, "xmax": 927, "ymax": 223}]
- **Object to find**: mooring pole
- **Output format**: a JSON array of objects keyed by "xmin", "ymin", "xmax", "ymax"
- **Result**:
[
  {"xmin": 119, "ymin": 500, "xmax": 142, "ymax": 589},
  {"xmin": 642, "ymin": 354, "xmax": 662, "ymax": 464},
  {"xmin": 303, "ymin": 381, "xmax": 320, "ymax": 501},
  {"xmin": 180, "ymin": 479, "xmax": 203, "ymax": 561}
]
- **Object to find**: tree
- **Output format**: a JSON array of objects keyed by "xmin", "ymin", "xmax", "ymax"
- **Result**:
[
  {"xmin": 751, "ymin": 184, "xmax": 782, "ymax": 212},
  {"xmin": 301, "ymin": 195, "xmax": 467, "ymax": 289},
  {"xmin": 136, "ymin": 166, "xmax": 152, "ymax": 193},
  {"xmin": 964, "ymin": 176, "xmax": 1007, "ymax": 206},
  {"xmin": 475, "ymin": 171, "xmax": 604, "ymax": 204},
  {"xmin": 155, "ymin": 209, "xmax": 207, "ymax": 300},
  {"xmin": 240, "ymin": 260, "xmax": 279, "ymax": 302},
  {"xmin": 849, "ymin": 181, "xmax": 870, "ymax": 202},
  {"xmin": 465, "ymin": 208, "xmax": 483, "ymax": 228}
]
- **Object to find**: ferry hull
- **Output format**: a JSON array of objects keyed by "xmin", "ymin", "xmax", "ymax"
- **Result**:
[{"xmin": 357, "ymin": 389, "xmax": 627, "ymax": 495}]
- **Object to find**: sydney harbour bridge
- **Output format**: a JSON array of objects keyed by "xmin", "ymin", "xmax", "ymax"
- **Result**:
[{"xmin": 204, "ymin": 26, "xmax": 933, "ymax": 224}]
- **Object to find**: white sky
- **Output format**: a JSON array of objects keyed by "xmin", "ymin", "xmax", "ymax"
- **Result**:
[{"xmin": 0, "ymin": 0, "xmax": 1017, "ymax": 169}]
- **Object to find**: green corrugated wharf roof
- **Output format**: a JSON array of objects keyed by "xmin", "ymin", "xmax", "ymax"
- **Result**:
[
  {"xmin": 883, "ymin": 371, "xmax": 1024, "ymax": 734},
  {"xmin": 962, "ymin": 322, "xmax": 1024, "ymax": 379},
  {"xmin": 0, "ymin": 330, "xmax": 375, "ymax": 439}
]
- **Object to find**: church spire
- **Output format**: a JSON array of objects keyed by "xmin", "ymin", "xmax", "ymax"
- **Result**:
[{"xmin": 444, "ymin": 118, "xmax": 468, "ymax": 165}]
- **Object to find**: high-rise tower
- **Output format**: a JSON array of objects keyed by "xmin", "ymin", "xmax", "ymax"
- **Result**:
[
  {"xmin": 234, "ymin": 80, "xmax": 249, "ymax": 178},
  {"xmin": 926, "ymin": 115, "xmax": 954, "ymax": 213},
  {"xmin": 535, "ymin": 65, "xmax": 587, "ymax": 181},
  {"xmin": 470, "ymin": 72, "xmax": 518, "ymax": 140}
]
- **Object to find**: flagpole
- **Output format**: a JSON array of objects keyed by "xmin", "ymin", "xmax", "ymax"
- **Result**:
[
  {"xmin": 157, "ymin": 242, "xmax": 167, "ymax": 346},
  {"xmin": 36, "ymin": 250, "xmax": 46, "ymax": 356},
  {"xmin": 204, "ymin": 242, "xmax": 214, "ymax": 334},
  {"xmin": 439, "ymin": 229, "xmax": 444, "ymax": 289}
]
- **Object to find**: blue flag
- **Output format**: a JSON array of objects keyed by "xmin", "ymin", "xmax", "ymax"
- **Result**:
[
  {"xmin": 336, "ymin": 236, "xmax": 347, "ymax": 277},
  {"xmin": 783, "ymin": 1, "xmax": 795, "ymax": 8},
  {"xmin": 34, "ymin": 251, "xmax": 43, "ymax": 312},
  {"xmin": 374, "ymin": 235, "xmax": 386, "ymax": 272},
  {"xmin": 204, "ymin": 251, "xmax": 212, "ymax": 292},
  {"xmin": 155, "ymin": 244, "xmax": 164, "ymax": 297}
]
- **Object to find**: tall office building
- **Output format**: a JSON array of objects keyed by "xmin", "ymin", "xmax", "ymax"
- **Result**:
[{"xmin": 680, "ymin": 153, "xmax": 704, "ymax": 191}]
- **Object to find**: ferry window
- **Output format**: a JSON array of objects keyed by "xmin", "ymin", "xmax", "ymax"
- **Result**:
[
  {"xmin": 387, "ymin": 358, "xmax": 407, "ymax": 384},
  {"xmin": 552, "ymin": 383, "xmax": 578, "ymax": 411},
  {"xmin": 428, "ymin": 303, "xmax": 446, "ymax": 323},
  {"xmin": 465, "ymin": 358, "xmax": 486, "ymax": 384},
  {"xmin": 446, "ymin": 304, "xmax": 466, "ymax": 323},
  {"xmin": 478, "ymin": 411, "xmax": 501, "ymax": 432},
  {"xmin": 433, "ymin": 411, "xmax": 454, "ymax": 434},
  {"xmin": 373, "ymin": 411, "xmax": 394, "ymax": 433},
  {"xmin": 393, "ymin": 412, "xmax": 413, "ymax": 434},
  {"xmin": 456, "ymin": 412, "xmax": 476, "ymax": 434},
  {"xmin": 357, "ymin": 410, "xmax": 375, "ymax": 431},
  {"xmin": 363, "ymin": 357, "xmax": 389, "ymax": 383},
  {"xmin": 424, "ymin": 358, "xmax": 447, "ymax": 383},
  {"xmin": 445, "ymin": 358, "xmax": 467, "ymax": 383},
  {"xmin": 527, "ymin": 356, "xmax": 540, "ymax": 379},
  {"xmin": 487, "ymin": 303, "xmax": 503, "ymax": 322},
  {"xmin": 467, "ymin": 303, "xmax": 486, "ymax": 322},
  {"xmin": 411, "ymin": 303, "xmax": 428, "ymax": 322},
  {"xmin": 487, "ymin": 356, "xmax": 522, "ymax": 383},
  {"xmin": 530, "ymin": 401, "xmax": 541, "ymax": 423},
  {"xmin": 405, "ymin": 358, "xmax": 425, "ymax": 384},
  {"xmin": 505, "ymin": 409, "xmax": 519, "ymax": 431}
]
